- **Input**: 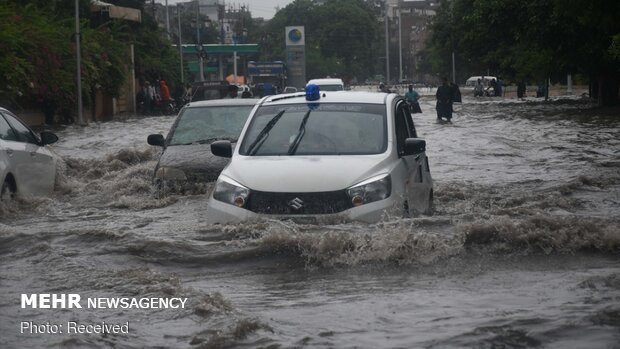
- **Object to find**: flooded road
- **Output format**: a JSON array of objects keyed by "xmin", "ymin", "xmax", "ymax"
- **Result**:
[{"xmin": 1, "ymin": 94, "xmax": 619, "ymax": 348}]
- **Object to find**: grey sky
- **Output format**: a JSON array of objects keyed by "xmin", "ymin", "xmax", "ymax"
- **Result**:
[
  {"xmin": 245, "ymin": 0, "xmax": 295, "ymax": 19},
  {"xmin": 156, "ymin": 0, "xmax": 295, "ymax": 20}
]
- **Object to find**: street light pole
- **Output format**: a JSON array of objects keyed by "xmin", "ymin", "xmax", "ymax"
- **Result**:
[
  {"xmin": 177, "ymin": 4, "xmax": 184, "ymax": 84},
  {"xmin": 74, "ymin": 0, "xmax": 84, "ymax": 125},
  {"xmin": 384, "ymin": 2, "xmax": 390, "ymax": 84},
  {"xmin": 398, "ymin": 8, "xmax": 402, "ymax": 83},
  {"xmin": 196, "ymin": 0, "xmax": 204, "ymax": 81},
  {"xmin": 165, "ymin": 0, "xmax": 170, "ymax": 40}
]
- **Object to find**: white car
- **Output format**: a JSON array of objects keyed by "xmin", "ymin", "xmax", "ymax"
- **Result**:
[
  {"xmin": 306, "ymin": 78, "xmax": 345, "ymax": 91},
  {"xmin": 205, "ymin": 90, "xmax": 433, "ymax": 224},
  {"xmin": 0, "ymin": 107, "xmax": 59, "ymax": 200}
]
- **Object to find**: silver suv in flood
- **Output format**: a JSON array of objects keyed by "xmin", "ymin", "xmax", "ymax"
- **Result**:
[{"xmin": 206, "ymin": 90, "xmax": 433, "ymax": 224}]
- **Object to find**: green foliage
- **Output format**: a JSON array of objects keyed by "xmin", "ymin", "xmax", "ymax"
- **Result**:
[
  {"xmin": 0, "ymin": 0, "xmax": 181, "ymax": 114},
  {"xmin": 611, "ymin": 34, "xmax": 620, "ymax": 60},
  {"xmin": 251, "ymin": 0, "xmax": 382, "ymax": 82},
  {"xmin": 426, "ymin": 0, "xmax": 620, "ymax": 85}
]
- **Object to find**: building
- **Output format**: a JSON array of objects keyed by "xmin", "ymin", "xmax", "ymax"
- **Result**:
[{"xmin": 386, "ymin": 0, "xmax": 438, "ymax": 84}]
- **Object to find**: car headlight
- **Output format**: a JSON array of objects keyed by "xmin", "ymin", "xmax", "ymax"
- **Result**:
[
  {"xmin": 347, "ymin": 175, "xmax": 391, "ymax": 207},
  {"xmin": 155, "ymin": 166, "xmax": 187, "ymax": 181},
  {"xmin": 213, "ymin": 178, "xmax": 250, "ymax": 208}
]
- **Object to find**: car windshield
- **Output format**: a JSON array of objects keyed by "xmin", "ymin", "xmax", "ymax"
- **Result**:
[
  {"xmin": 168, "ymin": 105, "xmax": 253, "ymax": 145},
  {"xmin": 239, "ymin": 103, "xmax": 386, "ymax": 156}
]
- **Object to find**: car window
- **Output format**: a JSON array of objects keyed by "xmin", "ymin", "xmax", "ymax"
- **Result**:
[
  {"xmin": 394, "ymin": 104, "xmax": 411, "ymax": 156},
  {"xmin": 2, "ymin": 111, "xmax": 38, "ymax": 144},
  {"xmin": 168, "ymin": 105, "xmax": 253, "ymax": 145},
  {"xmin": 0, "ymin": 113, "xmax": 20, "ymax": 142},
  {"xmin": 403, "ymin": 105, "xmax": 418, "ymax": 138},
  {"xmin": 240, "ymin": 103, "xmax": 387, "ymax": 156}
]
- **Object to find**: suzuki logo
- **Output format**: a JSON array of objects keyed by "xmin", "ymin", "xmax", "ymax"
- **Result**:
[{"xmin": 288, "ymin": 197, "xmax": 304, "ymax": 210}]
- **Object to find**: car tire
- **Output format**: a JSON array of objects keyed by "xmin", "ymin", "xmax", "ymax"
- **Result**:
[{"xmin": 1, "ymin": 178, "xmax": 16, "ymax": 202}]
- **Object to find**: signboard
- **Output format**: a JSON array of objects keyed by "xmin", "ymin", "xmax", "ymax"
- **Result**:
[
  {"xmin": 285, "ymin": 26, "xmax": 306, "ymax": 89},
  {"xmin": 286, "ymin": 26, "xmax": 305, "ymax": 46},
  {"xmin": 247, "ymin": 62, "xmax": 286, "ymax": 76}
]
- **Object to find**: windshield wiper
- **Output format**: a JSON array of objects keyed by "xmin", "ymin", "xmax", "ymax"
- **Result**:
[
  {"xmin": 287, "ymin": 109, "xmax": 312, "ymax": 155},
  {"xmin": 196, "ymin": 137, "xmax": 234, "ymax": 144},
  {"xmin": 176, "ymin": 137, "xmax": 233, "ymax": 145},
  {"xmin": 246, "ymin": 110, "xmax": 286, "ymax": 156}
]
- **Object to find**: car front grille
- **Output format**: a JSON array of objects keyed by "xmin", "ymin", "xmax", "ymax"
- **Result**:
[{"xmin": 246, "ymin": 190, "xmax": 353, "ymax": 215}]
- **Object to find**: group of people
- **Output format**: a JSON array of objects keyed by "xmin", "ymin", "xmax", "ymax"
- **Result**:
[
  {"xmin": 435, "ymin": 78, "xmax": 462, "ymax": 123},
  {"xmin": 136, "ymin": 79, "xmax": 172, "ymax": 115},
  {"xmin": 379, "ymin": 80, "xmax": 462, "ymax": 123},
  {"xmin": 223, "ymin": 85, "xmax": 253, "ymax": 99},
  {"xmin": 473, "ymin": 77, "xmax": 504, "ymax": 97}
]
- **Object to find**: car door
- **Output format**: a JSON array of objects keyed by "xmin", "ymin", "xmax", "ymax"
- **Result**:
[
  {"xmin": 0, "ymin": 114, "xmax": 22, "ymax": 187},
  {"xmin": 394, "ymin": 101, "xmax": 427, "ymax": 214},
  {"xmin": 403, "ymin": 105, "xmax": 432, "ymax": 213},
  {"xmin": 1, "ymin": 111, "xmax": 56, "ymax": 195}
]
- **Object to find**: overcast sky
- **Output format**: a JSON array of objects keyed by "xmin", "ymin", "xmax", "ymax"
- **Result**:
[{"xmin": 156, "ymin": 1, "xmax": 295, "ymax": 20}]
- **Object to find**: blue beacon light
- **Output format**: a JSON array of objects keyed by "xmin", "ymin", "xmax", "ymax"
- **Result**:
[{"xmin": 305, "ymin": 84, "xmax": 320, "ymax": 101}]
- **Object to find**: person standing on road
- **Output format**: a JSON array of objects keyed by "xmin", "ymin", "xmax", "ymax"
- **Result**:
[
  {"xmin": 435, "ymin": 77, "xmax": 453, "ymax": 122},
  {"xmin": 517, "ymin": 80, "xmax": 526, "ymax": 99},
  {"xmin": 379, "ymin": 82, "xmax": 391, "ymax": 93},
  {"xmin": 495, "ymin": 77, "xmax": 503, "ymax": 97},
  {"xmin": 142, "ymin": 81, "xmax": 156, "ymax": 114},
  {"xmin": 41, "ymin": 95, "xmax": 56, "ymax": 127},
  {"xmin": 451, "ymin": 82, "xmax": 462, "ymax": 103},
  {"xmin": 159, "ymin": 80, "xmax": 171, "ymax": 104},
  {"xmin": 474, "ymin": 79, "xmax": 484, "ymax": 97},
  {"xmin": 405, "ymin": 85, "xmax": 422, "ymax": 113}
]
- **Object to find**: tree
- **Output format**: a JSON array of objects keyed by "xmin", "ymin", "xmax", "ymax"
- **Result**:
[
  {"xmin": 251, "ymin": 0, "xmax": 382, "ymax": 82},
  {"xmin": 0, "ymin": 0, "xmax": 182, "ymax": 118},
  {"xmin": 426, "ymin": 0, "xmax": 620, "ymax": 105}
]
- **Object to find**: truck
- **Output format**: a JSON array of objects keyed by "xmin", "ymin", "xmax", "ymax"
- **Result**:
[{"xmin": 247, "ymin": 61, "xmax": 287, "ymax": 96}]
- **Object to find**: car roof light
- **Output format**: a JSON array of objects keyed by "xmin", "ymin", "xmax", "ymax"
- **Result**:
[{"xmin": 305, "ymin": 84, "xmax": 320, "ymax": 101}]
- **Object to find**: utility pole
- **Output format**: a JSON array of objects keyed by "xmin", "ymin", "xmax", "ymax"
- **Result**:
[
  {"xmin": 196, "ymin": 0, "xmax": 204, "ymax": 81},
  {"xmin": 384, "ymin": 1, "xmax": 390, "ymax": 83},
  {"xmin": 131, "ymin": 44, "xmax": 136, "ymax": 113},
  {"xmin": 398, "ymin": 7, "xmax": 402, "ymax": 83},
  {"xmin": 450, "ymin": 0, "xmax": 456, "ymax": 84},
  {"xmin": 75, "ymin": 0, "xmax": 84, "ymax": 125},
  {"xmin": 178, "ymin": 3, "xmax": 184, "ymax": 83},
  {"xmin": 165, "ymin": 0, "xmax": 170, "ymax": 41}
]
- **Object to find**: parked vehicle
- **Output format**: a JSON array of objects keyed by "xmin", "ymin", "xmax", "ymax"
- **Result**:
[
  {"xmin": 306, "ymin": 78, "xmax": 345, "ymax": 91},
  {"xmin": 0, "ymin": 107, "xmax": 60, "ymax": 200},
  {"xmin": 283, "ymin": 86, "xmax": 298, "ymax": 94},
  {"xmin": 465, "ymin": 76, "xmax": 497, "ymax": 87},
  {"xmin": 147, "ymin": 98, "xmax": 258, "ymax": 192},
  {"xmin": 247, "ymin": 61, "xmax": 287, "ymax": 93},
  {"xmin": 190, "ymin": 81, "xmax": 231, "ymax": 102},
  {"xmin": 206, "ymin": 91, "xmax": 434, "ymax": 224}
]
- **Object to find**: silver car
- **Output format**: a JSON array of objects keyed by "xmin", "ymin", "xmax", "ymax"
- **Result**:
[
  {"xmin": 147, "ymin": 98, "xmax": 257, "ymax": 192},
  {"xmin": 0, "ymin": 107, "xmax": 59, "ymax": 200}
]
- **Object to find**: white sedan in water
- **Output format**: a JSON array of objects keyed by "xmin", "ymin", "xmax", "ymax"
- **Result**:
[
  {"xmin": 206, "ymin": 89, "xmax": 433, "ymax": 224},
  {"xmin": 0, "ymin": 107, "xmax": 59, "ymax": 200}
]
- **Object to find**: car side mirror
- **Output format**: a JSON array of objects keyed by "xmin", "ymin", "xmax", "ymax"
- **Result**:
[
  {"xmin": 211, "ymin": 140, "xmax": 232, "ymax": 158},
  {"xmin": 40, "ymin": 131, "xmax": 58, "ymax": 145},
  {"xmin": 403, "ymin": 138, "xmax": 426, "ymax": 156},
  {"xmin": 147, "ymin": 134, "xmax": 165, "ymax": 147}
]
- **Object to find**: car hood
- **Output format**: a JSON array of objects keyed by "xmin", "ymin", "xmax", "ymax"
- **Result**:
[
  {"xmin": 223, "ymin": 155, "xmax": 391, "ymax": 192},
  {"xmin": 158, "ymin": 144, "xmax": 230, "ymax": 176}
]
